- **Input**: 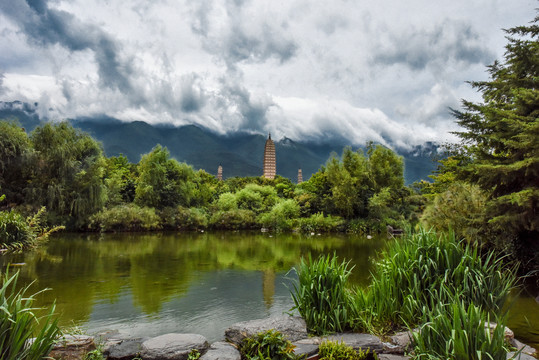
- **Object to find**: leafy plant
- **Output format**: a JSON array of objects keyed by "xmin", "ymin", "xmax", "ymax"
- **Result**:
[
  {"xmin": 187, "ymin": 349, "xmax": 201, "ymax": 360},
  {"xmin": 318, "ymin": 340, "xmax": 377, "ymax": 360},
  {"xmin": 350, "ymin": 229, "xmax": 516, "ymax": 333},
  {"xmin": 290, "ymin": 254, "xmax": 354, "ymax": 335},
  {"xmin": 412, "ymin": 301, "xmax": 510, "ymax": 360},
  {"xmin": 84, "ymin": 345, "xmax": 104, "ymax": 360},
  {"xmin": 0, "ymin": 270, "xmax": 60, "ymax": 360},
  {"xmin": 240, "ymin": 330, "xmax": 300, "ymax": 360}
]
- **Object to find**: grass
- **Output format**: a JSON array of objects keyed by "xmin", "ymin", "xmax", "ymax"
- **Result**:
[
  {"xmin": 289, "ymin": 253, "xmax": 354, "ymax": 335},
  {"xmin": 0, "ymin": 270, "xmax": 60, "ymax": 360},
  {"xmin": 239, "ymin": 329, "xmax": 301, "ymax": 360}
]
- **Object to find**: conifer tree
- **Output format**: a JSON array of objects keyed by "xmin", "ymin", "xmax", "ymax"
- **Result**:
[{"xmin": 451, "ymin": 16, "xmax": 538, "ymax": 269}]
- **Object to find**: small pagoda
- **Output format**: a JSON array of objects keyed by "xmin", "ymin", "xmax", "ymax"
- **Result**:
[{"xmin": 263, "ymin": 133, "xmax": 276, "ymax": 179}]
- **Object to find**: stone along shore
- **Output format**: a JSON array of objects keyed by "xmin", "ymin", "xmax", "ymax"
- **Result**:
[{"xmin": 50, "ymin": 315, "xmax": 537, "ymax": 360}]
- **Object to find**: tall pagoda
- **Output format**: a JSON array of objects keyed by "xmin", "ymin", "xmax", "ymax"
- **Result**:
[{"xmin": 263, "ymin": 133, "xmax": 276, "ymax": 179}]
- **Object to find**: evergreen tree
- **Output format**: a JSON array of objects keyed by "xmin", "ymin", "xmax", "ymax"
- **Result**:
[{"xmin": 451, "ymin": 16, "xmax": 539, "ymax": 270}]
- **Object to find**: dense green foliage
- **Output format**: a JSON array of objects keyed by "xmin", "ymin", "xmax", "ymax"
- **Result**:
[
  {"xmin": 0, "ymin": 120, "xmax": 419, "ymax": 233},
  {"xmin": 412, "ymin": 302, "xmax": 509, "ymax": 360},
  {"xmin": 352, "ymin": 229, "xmax": 515, "ymax": 333},
  {"xmin": 239, "ymin": 330, "xmax": 300, "ymax": 360},
  {"xmin": 430, "ymin": 16, "xmax": 539, "ymax": 272},
  {"xmin": 0, "ymin": 271, "xmax": 60, "ymax": 360},
  {"xmin": 290, "ymin": 254, "xmax": 354, "ymax": 335},
  {"xmin": 289, "ymin": 230, "xmax": 517, "ymax": 358}
]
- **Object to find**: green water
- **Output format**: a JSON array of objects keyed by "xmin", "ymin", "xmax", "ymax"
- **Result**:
[{"xmin": 1, "ymin": 231, "xmax": 537, "ymax": 348}]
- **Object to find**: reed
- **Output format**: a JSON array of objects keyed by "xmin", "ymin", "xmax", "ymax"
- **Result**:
[
  {"xmin": 290, "ymin": 253, "xmax": 354, "ymax": 335},
  {"xmin": 0, "ymin": 270, "xmax": 60, "ymax": 360},
  {"xmin": 351, "ymin": 229, "xmax": 516, "ymax": 332},
  {"xmin": 412, "ymin": 300, "xmax": 510, "ymax": 360}
]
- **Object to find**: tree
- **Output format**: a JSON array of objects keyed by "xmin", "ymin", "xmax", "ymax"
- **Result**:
[
  {"xmin": 26, "ymin": 122, "xmax": 106, "ymax": 227},
  {"xmin": 451, "ymin": 16, "xmax": 539, "ymax": 270},
  {"xmin": 135, "ymin": 145, "xmax": 196, "ymax": 209},
  {"xmin": 0, "ymin": 121, "xmax": 32, "ymax": 206}
]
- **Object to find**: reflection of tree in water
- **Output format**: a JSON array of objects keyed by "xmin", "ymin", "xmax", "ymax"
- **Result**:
[{"xmin": 0, "ymin": 231, "xmax": 387, "ymax": 327}]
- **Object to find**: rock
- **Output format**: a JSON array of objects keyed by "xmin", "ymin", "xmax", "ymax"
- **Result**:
[
  {"xmin": 294, "ymin": 337, "xmax": 322, "ymax": 345},
  {"xmin": 378, "ymin": 355, "xmax": 411, "ymax": 360},
  {"xmin": 104, "ymin": 338, "xmax": 147, "ymax": 360},
  {"xmin": 225, "ymin": 315, "xmax": 307, "ymax": 345},
  {"xmin": 49, "ymin": 335, "xmax": 96, "ymax": 360},
  {"xmin": 507, "ymin": 352, "xmax": 537, "ymax": 360},
  {"xmin": 386, "ymin": 330, "xmax": 416, "ymax": 354},
  {"xmin": 485, "ymin": 322, "xmax": 514, "ymax": 343},
  {"xmin": 510, "ymin": 339, "xmax": 537, "ymax": 356},
  {"xmin": 200, "ymin": 342, "xmax": 240, "ymax": 360},
  {"xmin": 323, "ymin": 333, "xmax": 384, "ymax": 353},
  {"xmin": 292, "ymin": 343, "xmax": 319, "ymax": 357},
  {"xmin": 141, "ymin": 333, "xmax": 209, "ymax": 360}
]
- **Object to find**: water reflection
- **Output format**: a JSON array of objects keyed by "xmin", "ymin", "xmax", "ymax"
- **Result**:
[{"xmin": 0, "ymin": 231, "xmax": 385, "ymax": 341}]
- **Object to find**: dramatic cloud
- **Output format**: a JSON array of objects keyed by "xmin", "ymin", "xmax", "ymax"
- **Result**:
[{"xmin": 0, "ymin": 0, "xmax": 534, "ymax": 148}]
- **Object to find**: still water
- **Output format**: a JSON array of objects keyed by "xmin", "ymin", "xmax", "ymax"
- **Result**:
[{"xmin": 1, "ymin": 231, "xmax": 537, "ymax": 347}]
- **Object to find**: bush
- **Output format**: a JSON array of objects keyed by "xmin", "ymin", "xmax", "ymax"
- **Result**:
[
  {"xmin": 209, "ymin": 209, "xmax": 258, "ymax": 230},
  {"xmin": 258, "ymin": 199, "xmax": 300, "ymax": 232},
  {"xmin": 160, "ymin": 206, "xmax": 208, "ymax": 230},
  {"xmin": 297, "ymin": 213, "xmax": 345, "ymax": 233},
  {"xmin": 0, "ymin": 271, "xmax": 60, "ymax": 360},
  {"xmin": 351, "ymin": 229, "xmax": 516, "ymax": 333},
  {"xmin": 318, "ymin": 340, "xmax": 377, "ymax": 360},
  {"xmin": 240, "ymin": 330, "xmax": 299, "ymax": 360},
  {"xmin": 0, "ymin": 207, "xmax": 62, "ymax": 250},
  {"xmin": 290, "ymin": 254, "xmax": 354, "ymax": 335},
  {"xmin": 89, "ymin": 204, "xmax": 161, "ymax": 232},
  {"xmin": 412, "ymin": 301, "xmax": 509, "ymax": 360}
]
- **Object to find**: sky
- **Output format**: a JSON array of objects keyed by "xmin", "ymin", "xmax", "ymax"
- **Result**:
[{"xmin": 0, "ymin": 0, "xmax": 535, "ymax": 149}]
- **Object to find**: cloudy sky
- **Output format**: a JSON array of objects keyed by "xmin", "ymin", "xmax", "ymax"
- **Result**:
[{"xmin": 0, "ymin": 0, "xmax": 534, "ymax": 148}]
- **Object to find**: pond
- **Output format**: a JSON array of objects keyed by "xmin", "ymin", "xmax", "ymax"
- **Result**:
[{"xmin": 1, "ymin": 231, "xmax": 538, "ymax": 348}]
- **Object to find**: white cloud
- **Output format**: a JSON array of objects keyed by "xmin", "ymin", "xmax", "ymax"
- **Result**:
[{"xmin": 0, "ymin": 0, "xmax": 535, "ymax": 147}]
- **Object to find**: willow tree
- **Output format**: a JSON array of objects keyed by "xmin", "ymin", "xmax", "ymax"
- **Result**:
[
  {"xmin": 451, "ymin": 16, "xmax": 539, "ymax": 270},
  {"xmin": 26, "ymin": 122, "xmax": 106, "ymax": 228}
]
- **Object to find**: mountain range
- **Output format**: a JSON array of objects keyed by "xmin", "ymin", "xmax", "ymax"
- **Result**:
[{"xmin": 0, "ymin": 101, "xmax": 440, "ymax": 183}]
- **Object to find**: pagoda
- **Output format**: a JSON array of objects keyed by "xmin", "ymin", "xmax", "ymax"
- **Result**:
[{"xmin": 263, "ymin": 133, "xmax": 276, "ymax": 179}]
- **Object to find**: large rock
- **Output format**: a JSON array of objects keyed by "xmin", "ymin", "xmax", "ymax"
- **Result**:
[
  {"xmin": 104, "ymin": 338, "xmax": 147, "ymax": 360},
  {"xmin": 378, "ymin": 355, "xmax": 411, "ymax": 360},
  {"xmin": 141, "ymin": 333, "xmax": 209, "ymax": 360},
  {"xmin": 200, "ymin": 342, "xmax": 241, "ymax": 360},
  {"xmin": 49, "ymin": 335, "xmax": 96, "ymax": 360},
  {"xmin": 510, "ymin": 339, "xmax": 537, "ymax": 357},
  {"xmin": 225, "ymin": 315, "xmax": 307, "ymax": 345},
  {"xmin": 507, "ymin": 352, "xmax": 537, "ymax": 360},
  {"xmin": 323, "ymin": 333, "xmax": 384, "ymax": 353}
]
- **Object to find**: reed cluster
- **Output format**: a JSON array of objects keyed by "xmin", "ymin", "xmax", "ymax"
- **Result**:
[{"xmin": 0, "ymin": 271, "xmax": 60, "ymax": 360}]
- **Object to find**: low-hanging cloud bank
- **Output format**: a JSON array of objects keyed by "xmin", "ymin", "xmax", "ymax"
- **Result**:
[{"xmin": 0, "ymin": 0, "xmax": 534, "ymax": 148}]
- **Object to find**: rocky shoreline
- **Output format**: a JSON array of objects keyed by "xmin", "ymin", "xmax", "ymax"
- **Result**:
[{"xmin": 49, "ymin": 315, "xmax": 537, "ymax": 360}]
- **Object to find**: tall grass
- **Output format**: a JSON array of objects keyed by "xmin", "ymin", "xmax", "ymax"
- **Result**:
[
  {"xmin": 290, "ymin": 254, "xmax": 354, "ymax": 335},
  {"xmin": 0, "ymin": 270, "xmax": 60, "ymax": 360},
  {"xmin": 412, "ymin": 301, "xmax": 510, "ymax": 360},
  {"xmin": 351, "ymin": 229, "xmax": 516, "ymax": 333}
]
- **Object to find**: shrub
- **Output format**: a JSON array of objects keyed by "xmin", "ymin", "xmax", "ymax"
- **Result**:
[
  {"xmin": 412, "ymin": 301, "xmax": 509, "ymax": 360},
  {"xmin": 89, "ymin": 204, "xmax": 161, "ymax": 232},
  {"xmin": 297, "ymin": 213, "xmax": 345, "ymax": 233},
  {"xmin": 0, "ymin": 271, "xmax": 60, "ymax": 360},
  {"xmin": 0, "ymin": 207, "xmax": 62, "ymax": 250},
  {"xmin": 351, "ymin": 229, "xmax": 516, "ymax": 333},
  {"xmin": 318, "ymin": 340, "xmax": 377, "ymax": 360},
  {"xmin": 160, "ymin": 206, "xmax": 208, "ymax": 230},
  {"xmin": 258, "ymin": 199, "xmax": 300, "ymax": 232},
  {"xmin": 290, "ymin": 254, "xmax": 354, "ymax": 335},
  {"xmin": 240, "ymin": 330, "xmax": 299, "ymax": 360},
  {"xmin": 209, "ymin": 209, "xmax": 258, "ymax": 230}
]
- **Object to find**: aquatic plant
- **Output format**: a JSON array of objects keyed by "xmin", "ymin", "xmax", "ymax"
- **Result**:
[
  {"xmin": 0, "ymin": 270, "xmax": 60, "ymax": 360},
  {"xmin": 240, "ymin": 329, "xmax": 300, "ymax": 360},
  {"xmin": 290, "ymin": 253, "xmax": 354, "ymax": 335}
]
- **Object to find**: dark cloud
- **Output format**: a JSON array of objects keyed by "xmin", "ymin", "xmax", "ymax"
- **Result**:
[
  {"xmin": 179, "ymin": 74, "xmax": 207, "ymax": 113},
  {"xmin": 190, "ymin": 1, "xmax": 297, "ymax": 69},
  {"xmin": 219, "ymin": 79, "xmax": 274, "ymax": 131},
  {"xmin": 373, "ymin": 20, "xmax": 494, "ymax": 70},
  {"xmin": 0, "ymin": 0, "xmax": 133, "ymax": 93},
  {"xmin": 0, "ymin": 72, "xmax": 5, "ymax": 95}
]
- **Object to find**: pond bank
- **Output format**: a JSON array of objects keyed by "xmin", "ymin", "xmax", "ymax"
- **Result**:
[{"xmin": 51, "ymin": 315, "xmax": 537, "ymax": 360}]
